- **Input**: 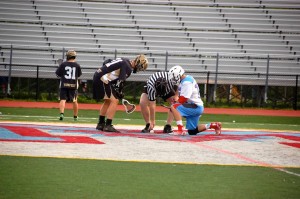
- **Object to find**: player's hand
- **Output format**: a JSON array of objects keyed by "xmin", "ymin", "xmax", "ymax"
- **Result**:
[
  {"xmin": 172, "ymin": 102, "xmax": 181, "ymax": 109},
  {"xmin": 100, "ymin": 75, "xmax": 110, "ymax": 84}
]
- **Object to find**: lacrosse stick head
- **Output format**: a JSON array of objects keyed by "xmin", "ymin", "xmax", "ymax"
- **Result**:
[
  {"xmin": 122, "ymin": 99, "xmax": 136, "ymax": 114},
  {"xmin": 57, "ymin": 59, "xmax": 63, "ymax": 65}
]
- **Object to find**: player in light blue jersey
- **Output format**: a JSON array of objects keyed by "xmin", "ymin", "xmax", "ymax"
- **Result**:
[{"xmin": 167, "ymin": 65, "xmax": 222, "ymax": 136}]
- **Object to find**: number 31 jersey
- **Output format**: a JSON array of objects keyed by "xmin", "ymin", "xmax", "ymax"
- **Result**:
[{"xmin": 56, "ymin": 61, "xmax": 82, "ymax": 89}]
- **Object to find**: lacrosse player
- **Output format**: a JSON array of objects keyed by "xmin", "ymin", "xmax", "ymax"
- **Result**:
[
  {"xmin": 56, "ymin": 50, "xmax": 82, "ymax": 121},
  {"xmin": 93, "ymin": 54, "xmax": 148, "ymax": 132},
  {"xmin": 167, "ymin": 65, "xmax": 222, "ymax": 135},
  {"xmin": 139, "ymin": 71, "xmax": 178, "ymax": 133}
]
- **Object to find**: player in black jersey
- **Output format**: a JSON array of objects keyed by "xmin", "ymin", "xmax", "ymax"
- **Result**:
[
  {"xmin": 139, "ymin": 71, "xmax": 178, "ymax": 134},
  {"xmin": 93, "ymin": 54, "xmax": 148, "ymax": 132},
  {"xmin": 56, "ymin": 50, "xmax": 82, "ymax": 121}
]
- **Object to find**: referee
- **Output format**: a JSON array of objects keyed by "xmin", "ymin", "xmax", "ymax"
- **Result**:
[{"xmin": 139, "ymin": 71, "xmax": 178, "ymax": 133}]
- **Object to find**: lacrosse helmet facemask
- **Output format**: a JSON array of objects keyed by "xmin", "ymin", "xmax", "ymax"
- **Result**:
[
  {"xmin": 168, "ymin": 65, "xmax": 185, "ymax": 85},
  {"xmin": 133, "ymin": 54, "xmax": 148, "ymax": 73}
]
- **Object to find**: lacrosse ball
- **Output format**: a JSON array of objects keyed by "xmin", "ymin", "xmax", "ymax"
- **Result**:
[{"xmin": 150, "ymin": 130, "xmax": 155, "ymax": 134}]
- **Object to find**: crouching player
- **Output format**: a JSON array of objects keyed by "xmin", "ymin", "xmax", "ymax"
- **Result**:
[{"xmin": 167, "ymin": 65, "xmax": 222, "ymax": 135}]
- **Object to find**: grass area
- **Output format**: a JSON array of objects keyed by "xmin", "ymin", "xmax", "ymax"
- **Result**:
[
  {"xmin": 0, "ymin": 107, "xmax": 300, "ymax": 131},
  {"xmin": 0, "ymin": 156, "xmax": 299, "ymax": 199}
]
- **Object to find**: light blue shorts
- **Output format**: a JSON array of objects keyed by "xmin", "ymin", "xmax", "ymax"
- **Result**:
[{"xmin": 176, "ymin": 104, "xmax": 204, "ymax": 130}]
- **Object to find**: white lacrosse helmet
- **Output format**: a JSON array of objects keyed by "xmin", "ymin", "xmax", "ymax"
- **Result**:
[{"xmin": 168, "ymin": 65, "xmax": 185, "ymax": 84}]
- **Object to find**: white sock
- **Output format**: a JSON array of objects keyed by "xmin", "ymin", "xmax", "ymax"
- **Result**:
[{"xmin": 176, "ymin": 120, "xmax": 183, "ymax": 126}]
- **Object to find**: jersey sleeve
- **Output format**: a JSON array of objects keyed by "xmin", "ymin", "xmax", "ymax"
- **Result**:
[
  {"xmin": 55, "ymin": 64, "xmax": 64, "ymax": 77},
  {"xmin": 101, "ymin": 58, "xmax": 130, "ymax": 80},
  {"xmin": 77, "ymin": 64, "xmax": 82, "ymax": 77}
]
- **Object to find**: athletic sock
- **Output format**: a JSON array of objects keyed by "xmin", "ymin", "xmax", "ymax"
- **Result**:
[
  {"xmin": 176, "ymin": 120, "xmax": 183, "ymax": 126},
  {"xmin": 106, "ymin": 119, "xmax": 112, "ymax": 126},
  {"xmin": 176, "ymin": 120, "xmax": 183, "ymax": 131},
  {"xmin": 145, "ymin": 123, "xmax": 150, "ymax": 129},
  {"xmin": 59, "ymin": 113, "xmax": 64, "ymax": 120},
  {"xmin": 99, "ymin": 115, "xmax": 105, "ymax": 124}
]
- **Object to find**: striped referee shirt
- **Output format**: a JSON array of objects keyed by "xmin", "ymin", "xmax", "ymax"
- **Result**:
[{"xmin": 146, "ymin": 71, "xmax": 176, "ymax": 101}]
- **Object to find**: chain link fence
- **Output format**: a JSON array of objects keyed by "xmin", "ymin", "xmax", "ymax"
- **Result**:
[{"xmin": 1, "ymin": 64, "xmax": 299, "ymax": 110}]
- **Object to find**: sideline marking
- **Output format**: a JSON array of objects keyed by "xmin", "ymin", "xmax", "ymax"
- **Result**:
[{"xmin": 1, "ymin": 114, "xmax": 300, "ymax": 128}]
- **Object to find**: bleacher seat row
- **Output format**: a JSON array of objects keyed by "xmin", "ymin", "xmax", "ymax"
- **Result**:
[{"xmin": 0, "ymin": 0, "xmax": 299, "ymax": 86}]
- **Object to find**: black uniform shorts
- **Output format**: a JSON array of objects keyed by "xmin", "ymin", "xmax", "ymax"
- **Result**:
[
  {"xmin": 93, "ymin": 71, "xmax": 117, "ymax": 100},
  {"xmin": 59, "ymin": 88, "xmax": 78, "ymax": 102}
]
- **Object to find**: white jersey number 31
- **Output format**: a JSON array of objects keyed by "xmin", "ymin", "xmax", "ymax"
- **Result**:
[{"xmin": 64, "ymin": 66, "xmax": 76, "ymax": 79}]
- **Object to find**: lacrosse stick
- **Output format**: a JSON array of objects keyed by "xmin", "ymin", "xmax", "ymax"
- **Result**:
[
  {"xmin": 161, "ymin": 104, "xmax": 172, "ymax": 109},
  {"xmin": 57, "ymin": 59, "xmax": 63, "ymax": 65},
  {"xmin": 122, "ymin": 99, "xmax": 136, "ymax": 114},
  {"xmin": 56, "ymin": 59, "xmax": 64, "ymax": 100},
  {"xmin": 161, "ymin": 102, "xmax": 175, "ymax": 111}
]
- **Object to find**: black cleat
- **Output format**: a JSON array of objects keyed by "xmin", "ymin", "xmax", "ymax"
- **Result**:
[
  {"xmin": 141, "ymin": 123, "xmax": 150, "ymax": 133},
  {"xmin": 96, "ymin": 123, "xmax": 105, "ymax": 131},
  {"xmin": 103, "ymin": 124, "xmax": 120, "ymax": 133},
  {"xmin": 163, "ymin": 124, "xmax": 173, "ymax": 133},
  {"xmin": 141, "ymin": 128, "xmax": 150, "ymax": 133}
]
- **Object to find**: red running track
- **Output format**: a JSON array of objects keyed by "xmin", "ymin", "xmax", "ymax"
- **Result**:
[{"xmin": 0, "ymin": 100, "xmax": 300, "ymax": 117}]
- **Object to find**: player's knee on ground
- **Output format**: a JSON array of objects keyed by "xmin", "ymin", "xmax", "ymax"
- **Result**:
[{"xmin": 188, "ymin": 128, "xmax": 199, "ymax": 135}]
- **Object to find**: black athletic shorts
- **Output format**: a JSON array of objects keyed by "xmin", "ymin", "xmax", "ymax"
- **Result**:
[
  {"xmin": 59, "ymin": 88, "xmax": 78, "ymax": 102},
  {"xmin": 93, "ymin": 71, "xmax": 116, "ymax": 100}
]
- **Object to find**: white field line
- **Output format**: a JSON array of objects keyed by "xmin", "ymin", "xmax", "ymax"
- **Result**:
[
  {"xmin": 276, "ymin": 168, "xmax": 300, "ymax": 177},
  {"xmin": 1, "ymin": 114, "xmax": 300, "ymax": 128}
]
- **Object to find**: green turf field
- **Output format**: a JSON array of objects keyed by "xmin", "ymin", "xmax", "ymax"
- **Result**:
[
  {"xmin": 0, "ymin": 107, "xmax": 299, "ymax": 199},
  {"xmin": 0, "ymin": 156, "xmax": 299, "ymax": 199}
]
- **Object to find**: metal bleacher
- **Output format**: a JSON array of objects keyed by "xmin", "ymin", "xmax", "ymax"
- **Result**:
[{"xmin": 0, "ymin": 0, "xmax": 299, "ymax": 86}]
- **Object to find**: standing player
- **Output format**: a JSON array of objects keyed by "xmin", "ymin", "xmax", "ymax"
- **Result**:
[
  {"xmin": 168, "ymin": 65, "xmax": 222, "ymax": 135},
  {"xmin": 56, "ymin": 50, "xmax": 82, "ymax": 121},
  {"xmin": 93, "ymin": 54, "xmax": 148, "ymax": 132},
  {"xmin": 139, "ymin": 71, "xmax": 178, "ymax": 133}
]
